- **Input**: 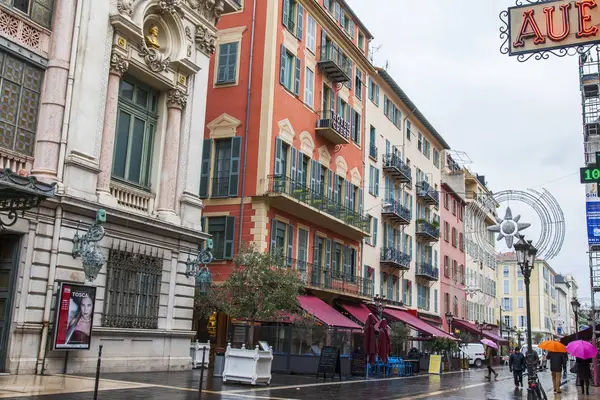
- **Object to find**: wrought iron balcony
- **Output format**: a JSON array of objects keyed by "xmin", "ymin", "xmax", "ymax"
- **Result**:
[
  {"xmin": 380, "ymin": 248, "xmax": 411, "ymax": 271},
  {"xmin": 382, "ymin": 154, "xmax": 412, "ymax": 184},
  {"xmin": 318, "ymin": 45, "xmax": 350, "ymax": 84},
  {"xmin": 415, "ymin": 220, "xmax": 440, "ymax": 242},
  {"xmin": 416, "ymin": 180, "xmax": 439, "ymax": 206},
  {"xmin": 309, "ymin": 264, "xmax": 373, "ymax": 299},
  {"xmin": 415, "ymin": 262, "xmax": 439, "ymax": 281},
  {"xmin": 381, "ymin": 198, "xmax": 411, "ymax": 225},
  {"xmin": 369, "ymin": 143, "xmax": 378, "ymax": 160},
  {"xmin": 316, "ymin": 110, "xmax": 351, "ymax": 145},
  {"xmin": 265, "ymin": 176, "xmax": 371, "ymax": 240},
  {"xmin": 211, "ymin": 177, "xmax": 230, "ymax": 197}
]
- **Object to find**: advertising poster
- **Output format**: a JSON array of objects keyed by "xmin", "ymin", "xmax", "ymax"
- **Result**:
[
  {"xmin": 53, "ymin": 282, "xmax": 97, "ymax": 350},
  {"xmin": 586, "ymin": 183, "xmax": 600, "ymax": 246}
]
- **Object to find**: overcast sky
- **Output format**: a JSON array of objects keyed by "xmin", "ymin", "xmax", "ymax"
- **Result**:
[{"xmin": 346, "ymin": 0, "xmax": 593, "ymax": 301}]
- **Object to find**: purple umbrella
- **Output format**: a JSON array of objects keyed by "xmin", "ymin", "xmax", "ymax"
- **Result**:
[
  {"xmin": 481, "ymin": 339, "xmax": 498, "ymax": 349},
  {"xmin": 566, "ymin": 340, "xmax": 598, "ymax": 359}
]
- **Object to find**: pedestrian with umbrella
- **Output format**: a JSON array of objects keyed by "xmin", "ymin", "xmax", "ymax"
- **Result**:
[
  {"xmin": 363, "ymin": 313, "xmax": 378, "ymax": 378},
  {"xmin": 481, "ymin": 339, "xmax": 498, "ymax": 380},
  {"xmin": 539, "ymin": 340, "xmax": 568, "ymax": 394},
  {"xmin": 566, "ymin": 340, "xmax": 598, "ymax": 395}
]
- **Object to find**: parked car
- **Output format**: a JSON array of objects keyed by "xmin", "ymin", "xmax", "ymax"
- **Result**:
[{"xmin": 461, "ymin": 343, "xmax": 486, "ymax": 368}]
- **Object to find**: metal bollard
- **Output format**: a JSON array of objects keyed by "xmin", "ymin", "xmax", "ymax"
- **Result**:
[
  {"xmin": 198, "ymin": 346, "xmax": 207, "ymax": 398},
  {"xmin": 93, "ymin": 344, "xmax": 103, "ymax": 400}
]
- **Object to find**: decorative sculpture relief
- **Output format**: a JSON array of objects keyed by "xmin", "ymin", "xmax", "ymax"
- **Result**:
[
  {"xmin": 109, "ymin": 52, "xmax": 129, "ymax": 76},
  {"xmin": 159, "ymin": 0, "xmax": 184, "ymax": 18},
  {"xmin": 138, "ymin": 40, "xmax": 171, "ymax": 72},
  {"xmin": 145, "ymin": 25, "xmax": 161, "ymax": 49},
  {"xmin": 185, "ymin": 26, "xmax": 193, "ymax": 42},
  {"xmin": 167, "ymin": 88, "xmax": 188, "ymax": 109},
  {"xmin": 187, "ymin": 0, "xmax": 226, "ymax": 25},
  {"xmin": 195, "ymin": 24, "xmax": 216, "ymax": 55},
  {"xmin": 117, "ymin": 0, "xmax": 136, "ymax": 17}
]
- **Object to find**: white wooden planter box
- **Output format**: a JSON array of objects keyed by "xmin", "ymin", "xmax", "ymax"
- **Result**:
[
  {"xmin": 190, "ymin": 341, "xmax": 210, "ymax": 369},
  {"xmin": 222, "ymin": 343, "xmax": 273, "ymax": 385}
]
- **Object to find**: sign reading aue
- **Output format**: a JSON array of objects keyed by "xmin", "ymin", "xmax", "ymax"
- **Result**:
[{"xmin": 508, "ymin": 0, "xmax": 600, "ymax": 56}]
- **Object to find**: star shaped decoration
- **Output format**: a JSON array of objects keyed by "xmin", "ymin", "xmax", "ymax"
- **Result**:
[{"xmin": 487, "ymin": 207, "xmax": 530, "ymax": 248}]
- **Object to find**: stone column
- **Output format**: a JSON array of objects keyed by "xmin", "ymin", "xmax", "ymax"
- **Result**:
[
  {"xmin": 96, "ymin": 52, "xmax": 129, "ymax": 206},
  {"xmin": 31, "ymin": 0, "xmax": 77, "ymax": 180},
  {"xmin": 157, "ymin": 89, "xmax": 187, "ymax": 223}
]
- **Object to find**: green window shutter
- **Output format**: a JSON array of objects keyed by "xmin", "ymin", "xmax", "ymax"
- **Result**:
[
  {"xmin": 287, "ymin": 224, "xmax": 294, "ymax": 267},
  {"xmin": 347, "ymin": 60, "xmax": 353, "ymax": 90},
  {"xmin": 375, "ymin": 85, "xmax": 380, "ymax": 105},
  {"xmin": 296, "ymin": 4, "xmax": 304, "ymax": 39},
  {"xmin": 325, "ymin": 239, "xmax": 331, "ymax": 271},
  {"xmin": 229, "ymin": 136, "xmax": 241, "ymax": 196},
  {"xmin": 199, "ymin": 139, "xmax": 212, "ymax": 198},
  {"xmin": 270, "ymin": 219, "xmax": 278, "ymax": 255},
  {"xmin": 313, "ymin": 234, "xmax": 319, "ymax": 265},
  {"xmin": 201, "ymin": 217, "xmax": 206, "ymax": 233},
  {"xmin": 282, "ymin": 0, "xmax": 290, "ymax": 28},
  {"xmin": 373, "ymin": 217, "xmax": 378, "ymax": 246},
  {"xmin": 375, "ymin": 169, "xmax": 380, "ymax": 196},
  {"xmin": 290, "ymin": 147, "xmax": 297, "ymax": 182},
  {"xmin": 274, "ymin": 137, "xmax": 283, "ymax": 176},
  {"xmin": 359, "ymin": 188, "xmax": 363, "ymax": 214},
  {"xmin": 384, "ymin": 96, "xmax": 388, "ymax": 116},
  {"xmin": 224, "ymin": 216, "xmax": 235, "ymax": 259},
  {"xmin": 279, "ymin": 45, "xmax": 287, "ymax": 85},
  {"xmin": 380, "ymin": 272, "xmax": 384, "ymax": 296},
  {"xmin": 356, "ymin": 113, "xmax": 361, "ymax": 145},
  {"xmin": 294, "ymin": 57, "xmax": 301, "ymax": 95}
]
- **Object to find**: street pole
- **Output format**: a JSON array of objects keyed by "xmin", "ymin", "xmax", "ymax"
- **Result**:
[{"xmin": 524, "ymin": 269, "xmax": 536, "ymax": 399}]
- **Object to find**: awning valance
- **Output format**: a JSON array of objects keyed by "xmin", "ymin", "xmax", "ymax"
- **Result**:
[
  {"xmin": 452, "ymin": 319, "xmax": 509, "ymax": 345},
  {"xmin": 340, "ymin": 302, "xmax": 374, "ymax": 325},
  {"xmin": 383, "ymin": 308, "xmax": 456, "ymax": 340},
  {"xmin": 297, "ymin": 295, "xmax": 361, "ymax": 330}
]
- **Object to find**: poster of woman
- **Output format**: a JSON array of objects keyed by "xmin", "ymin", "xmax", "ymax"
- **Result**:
[{"xmin": 53, "ymin": 283, "xmax": 96, "ymax": 350}]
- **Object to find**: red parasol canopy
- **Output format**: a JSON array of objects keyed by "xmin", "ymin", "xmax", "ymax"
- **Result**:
[
  {"xmin": 363, "ymin": 313, "xmax": 378, "ymax": 366},
  {"xmin": 378, "ymin": 319, "xmax": 391, "ymax": 364}
]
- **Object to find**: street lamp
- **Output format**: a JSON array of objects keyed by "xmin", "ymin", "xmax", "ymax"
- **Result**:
[
  {"xmin": 514, "ymin": 234, "xmax": 540, "ymax": 399},
  {"xmin": 445, "ymin": 311, "xmax": 454, "ymax": 334},
  {"xmin": 374, "ymin": 294, "xmax": 386, "ymax": 320},
  {"xmin": 571, "ymin": 297, "xmax": 580, "ymax": 339},
  {"xmin": 475, "ymin": 320, "xmax": 488, "ymax": 339}
]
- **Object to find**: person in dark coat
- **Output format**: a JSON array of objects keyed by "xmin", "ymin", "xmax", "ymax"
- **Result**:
[
  {"xmin": 547, "ymin": 351, "xmax": 567, "ymax": 393},
  {"xmin": 509, "ymin": 347, "xmax": 526, "ymax": 389},
  {"xmin": 576, "ymin": 357, "xmax": 592, "ymax": 395}
]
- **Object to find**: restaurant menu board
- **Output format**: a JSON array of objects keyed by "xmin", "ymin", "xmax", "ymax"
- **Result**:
[
  {"xmin": 350, "ymin": 350, "xmax": 366, "ymax": 377},
  {"xmin": 53, "ymin": 283, "xmax": 97, "ymax": 350},
  {"xmin": 316, "ymin": 346, "xmax": 341, "ymax": 381},
  {"xmin": 428, "ymin": 355, "xmax": 442, "ymax": 375}
]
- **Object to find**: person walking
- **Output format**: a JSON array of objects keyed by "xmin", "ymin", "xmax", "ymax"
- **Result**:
[
  {"xmin": 576, "ymin": 357, "xmax": 592, "ymax": 395},
  {"xmin": 547, "ymin": 351, "xmax": 567, "ymax": 394},
  {"xmin": 509, "ymin": 347, "xmax": 526, "ymax": 389},
  {"xmin": 485, "ymin": 345, "xmax": 498, "ymax": 380}
]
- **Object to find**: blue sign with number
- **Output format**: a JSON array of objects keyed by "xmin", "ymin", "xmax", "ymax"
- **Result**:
[{"xmin": 587, "ymin": 199, "xmax": 600, "ymax": 245}]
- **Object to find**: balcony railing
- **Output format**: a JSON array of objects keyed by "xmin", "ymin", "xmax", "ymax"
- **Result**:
[
  {"xmin": 416, "ymin": 180, "xmax": 439, "ymax": 206},
  {"xmin": 318, "ymin": 44, "xmax": 350, "ymax": 83},
  {"xmin": 211, "ymin": 177, "xmax": 230, "ymax": 197},
  {"xmin": 267, "ymin": 176, "xmax": 371, "ymax": 237},
  {"xmin": 316, "ymin": 110, "xmax": 351, "ymax": 145},
  {"xmin": 369, "ymin": 143, "xmax": 378, "ymax": 160},
  {"xmin": 380, "ymin": 248, "xmax": 411, "ymax": 271},
  {"xmin": 381, "ymin": 198, "xmax": 411, "ymax": 225},
  {"xmin": 382, "ymin": 154, "xmax": 412, "ymax": 184},
  {"xmin": 309, "ymin": 264, "xmax": 373, "ymax": 299},
  {"xmin": 415, "ymin": 220, "xmax": 440, "ymax": 242},
  {"xmin": 415, "ymin": 262, "xmax": 439, "ymax": 281}
]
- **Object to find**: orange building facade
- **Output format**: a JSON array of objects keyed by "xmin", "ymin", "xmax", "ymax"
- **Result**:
[{"xmin": 201, "ymin": 0, "xmax": 374, "ymax": 301}]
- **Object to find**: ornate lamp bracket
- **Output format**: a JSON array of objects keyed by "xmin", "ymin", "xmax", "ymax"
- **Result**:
[
  {"xmin": 185, "ymin": 238, "xmax": 214, "ymax": 286},
  {"xmin": 72, "ymin": 209, "xmax": 107, "ymax": 282}
]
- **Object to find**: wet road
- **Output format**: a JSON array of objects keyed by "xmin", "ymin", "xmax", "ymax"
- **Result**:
[{"xmin": 2, "ymin": 366, "xmax": 597, "ymax": 399}]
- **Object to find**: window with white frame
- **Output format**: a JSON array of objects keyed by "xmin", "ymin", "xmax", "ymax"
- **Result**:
[
  {"xmin": 304, "ymin": 67, "xmax": 314, "ymax": 108},
  {"xmin": 216, "ymin": 42, "xmax": 239, "ymax": 84},
  {"xmin": 517, "ymin": 297, "xmax": 524, "ymax": 309},
  {"xmin": 279, "ymin": 45, "xmax": 301, "ymax": 95},
  {"xmin": 306, "ymin": 14, "xmax": 316, "ymax": 53}
]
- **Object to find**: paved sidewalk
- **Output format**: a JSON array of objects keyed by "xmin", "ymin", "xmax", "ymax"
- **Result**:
[{"xmin": 0, "ymin": 366, "xmax": 597, "ymax": 399}]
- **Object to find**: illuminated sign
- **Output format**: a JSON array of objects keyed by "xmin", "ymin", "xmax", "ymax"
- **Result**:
[
  {"xmin": 506, "ymin": 0, "xmax": 600, "ymax": 57},
  {"xmin": 580, "ymin": 152, "xmax": 600, "ymax": 183},
  {"xmin": 53, "ymin": 282, "xmax": 97, "ymax": 350}
]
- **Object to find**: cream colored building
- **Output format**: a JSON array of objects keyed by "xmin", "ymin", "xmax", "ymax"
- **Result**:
[
  {"xmin": 464, "ymin": 170, "xmax": 498, "ymax": 324},
  {"xmin": 363, "ymin": 67, "xmax": 449, "ymax": 325},
  {"xmin": 0, "ymin": 0, "xmax": 239, "ymax": 374},
  {"xmin": 497, "ymin": 254, "xmax": 558, "ymax": 342}
]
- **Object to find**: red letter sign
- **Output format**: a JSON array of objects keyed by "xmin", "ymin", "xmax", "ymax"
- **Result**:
[
  {"xmin": 544, "ymin": 4, "xmax": 572, "ymax": 41},
  {"xmin": 513, "ymin": 9, "xmax": 546, "ymax": 47},
  {"xmin": 576, "ymin": 0, "xmax": 599, "ymax": 38}
]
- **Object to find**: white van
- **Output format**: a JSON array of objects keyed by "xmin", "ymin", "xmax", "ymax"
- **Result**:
[{"xmin": 461, "ymin": 343, "xmax": 486, "ymax": 368}]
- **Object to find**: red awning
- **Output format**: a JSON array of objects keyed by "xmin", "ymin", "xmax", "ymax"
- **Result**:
[
  {"xmin": 452, "ymin": 319, "xmax": 509, "ymax": 345},
  {"xmin": 383, "ymin": 308, "xmax": 456, "ymax": 340},
  {"xmin": 297, "ymin": 295, "xmax": 361, "ymax": 329},
  {"xmin": 340, "ymin": 302, "xmax": 376, "ymax": 325}
]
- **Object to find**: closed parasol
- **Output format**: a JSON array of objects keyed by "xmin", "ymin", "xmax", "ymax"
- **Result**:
[
  {"xmin": 364, "ymin": 313, "xmax": 378, "ymax": 366},
  {"xmin": 378, "ymin": 319, "xmax": 391, "ymax": 364}
]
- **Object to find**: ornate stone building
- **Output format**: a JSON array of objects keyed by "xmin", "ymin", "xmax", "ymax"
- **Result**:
[{"xmin": 0, "ymin": 0, "xmax": 239, "ymax": 374}]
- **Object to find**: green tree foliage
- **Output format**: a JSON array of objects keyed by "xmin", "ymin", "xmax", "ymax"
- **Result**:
[{"xmin": 390, "ymin": 322, "xmax": 409, "ymax": 355}]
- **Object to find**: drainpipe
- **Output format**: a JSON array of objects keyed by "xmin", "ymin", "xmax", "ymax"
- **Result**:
[
  {"xmin": 237, "ymin": 0, "xmax": 257, "ymax": 249},
  {"xmin": 361, "ymin": 73, "xmax": 369, "ymax": 294},
  {"xmin": 56, "ymin": 0, "xmax": 83, "ymax": 183},
  {"xmin": 36, "ymin": 205, "xmax": 63, "ymax": 375}
]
